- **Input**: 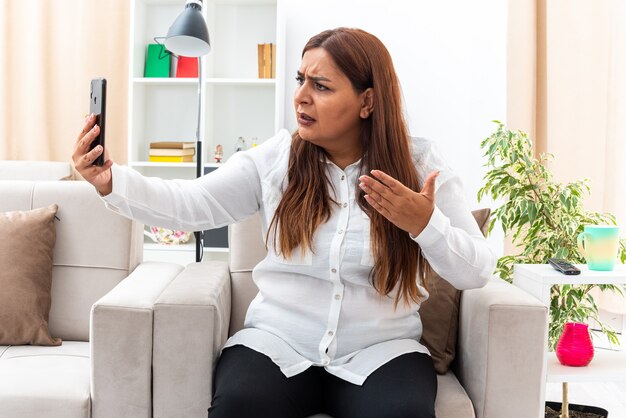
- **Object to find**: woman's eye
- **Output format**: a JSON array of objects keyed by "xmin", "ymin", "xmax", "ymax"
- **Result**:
[
  {"xmin": 315, "ymin": 83, "xmax": 328, "ymax": 91},
  {"xmin": 295, "ymin": 76, "xmax": 304, "ymax": 85}
]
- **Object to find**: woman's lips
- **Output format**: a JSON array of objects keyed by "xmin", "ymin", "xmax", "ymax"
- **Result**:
[{"xmin": 298, "ymin": 112, "xmax": 316, "ymax": 126}]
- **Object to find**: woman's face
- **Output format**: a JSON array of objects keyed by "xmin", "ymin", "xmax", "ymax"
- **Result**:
[{"xmin": 294, "ymin": 48, "xmax": 370, "ymax": 153}]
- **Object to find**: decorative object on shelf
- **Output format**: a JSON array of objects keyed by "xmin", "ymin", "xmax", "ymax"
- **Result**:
[
  {"xmin": 144, "ymin": 44, "xmax": 171, "ymax": 78},
  {"xmin": 176, "ymin": 56, "xmax": 199, "ymax": 78},
  {"xmin": 144, "ymin": 226, "xmax": 192, "ymax": 245},
  {"xmin": 164, "ymin": 0, "xmax": 211, "ymax": 262},
  {"xmin": 234, "ymin": 136, "xmax": 246, "ymax": 152},
  {"xmin": 577, "ymin": 225, "xmax": 621, "ymax": 271},
  {"xmin": 257, "ymin": 43, "xmax": 276, "ymax": 78},
  {"xmin": 478, "ymin": 121, "xmax": 626, "ymax": 350},
  {"xmin": 251, "ymin": 137, "xmax": 258, "ymax": 148},
  {"xmin": 556, "ymin": 322, "xmax": 594, "ymax": 367},
  {"xmin": 214, "ymin": 144, "xmax": 223, "ymax": 163}
]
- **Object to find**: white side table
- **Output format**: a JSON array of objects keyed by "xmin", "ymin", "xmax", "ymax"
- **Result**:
[{"xmin": 513, "ymin": 264, "xmax": 626, "ymax": 414}]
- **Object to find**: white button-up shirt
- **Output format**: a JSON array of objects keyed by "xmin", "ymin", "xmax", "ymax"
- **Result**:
[{"xmin": 102, "ymin": 129, "xmax": 496, "ymax": 385}]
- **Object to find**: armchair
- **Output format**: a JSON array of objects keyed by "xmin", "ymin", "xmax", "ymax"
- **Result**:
[
  {"xmin": 153, "ymin": 213, "xmax": 549, "ymax": 418},
  {"xmin": 0, "ymin": 180, "xmax": 184, "ymax": 418}
]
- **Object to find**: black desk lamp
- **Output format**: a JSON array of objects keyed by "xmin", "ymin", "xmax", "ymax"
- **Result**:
[{"xmin": 165, "ymin": 0, "xmax": 211, "ymax": 262}]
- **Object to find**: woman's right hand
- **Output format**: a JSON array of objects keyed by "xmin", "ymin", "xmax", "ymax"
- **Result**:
[{"xmin": 72, "ymin": 114, "xmax": 114, "ymax": 195}]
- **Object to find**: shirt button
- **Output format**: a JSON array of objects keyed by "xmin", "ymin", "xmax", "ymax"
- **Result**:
[
  {"xmin": 338, "ymin": 229, "xmax": 344, "ymax": 235},
  {"xmin": 340, "ymin": 175, "xmax": 345, "ymax": 180},
  {"xmin": 343, "ymin": 202, "xmax": 348, "ymax": 208},
  {"xmin": 331, "ymin": 268, "xmax": 337, "ymax": 273},
  {"xmin": 322, "ymin": 359, "xmax": 329, "ymax": 365},
  {"xmin": 328, "ymin": 330, "xmax": 334, "ymax": 336},
  {"xmin": 334, "ymin": 294, "xmax": 341, "ymax": 300}
]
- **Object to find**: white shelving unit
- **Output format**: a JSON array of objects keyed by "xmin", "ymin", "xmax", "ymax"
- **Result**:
[
  {"xmin": 128, "ymin": 0, "xmax": 284, "ymax": 265},
  {"xmin": 513, "ymin": 264, "xmax": 626, "ymax": 416}
]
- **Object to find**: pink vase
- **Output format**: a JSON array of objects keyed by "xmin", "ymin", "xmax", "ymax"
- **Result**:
[{"xmin": 556, "ymin": 322, "xmax": 594, "ymax": 367}]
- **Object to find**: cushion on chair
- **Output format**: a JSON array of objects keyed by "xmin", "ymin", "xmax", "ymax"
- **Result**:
[
  {"xmin": 434, "ymin": 371, "xmax": 476, "ymax": 418},
  {"xmin": 0, "ymin": 204, "xmax": 61, "ymax": 346},
  {"xmin": 419, "ymin": 208, "xmax": 490, "ymax": 374},
  {"xmin": 0, "ymin": 341, "xmax": 90, "ymax": 418}
]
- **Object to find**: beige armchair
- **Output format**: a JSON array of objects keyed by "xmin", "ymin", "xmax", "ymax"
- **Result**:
[
  {"xmin": 152, "ymin": 214, "xmax": 549, "ymax": 418},
  {"xmin": 0, "ymin": 180, "xmax": 184, "ymax": 418}
]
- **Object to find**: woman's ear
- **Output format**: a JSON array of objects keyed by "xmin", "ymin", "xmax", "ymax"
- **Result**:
[{"xmin": 360, "ymin": 88, "xmax": 374, "ymax": 119}]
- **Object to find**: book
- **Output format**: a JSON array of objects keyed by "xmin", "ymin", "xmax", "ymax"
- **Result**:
[
  {"xmin": 149, "ymin": 148, "xmax": 195, "ymax": 157},
  {"xmin": 258, "ymin": 44, "xmax": 265, "ymax": 78},
  {"xmin": 149, "ymin": 155, "xmax": 194, "ymax": 163},
  {"xmin": 263, "ymin": 43, "xmax": 272, "ymax": 78},
  {"xmin": 257, "ymin": 43, "xmax": 276, "ymax": 79},
  {"xmin": 271, "ymin": 43, "xmax": 276, "ymax": 78},
  {"xmin": 150, "ymin": 141, "xmax": 195, "ymax": 149},
  {"xmin": 144, "ymin": 44, "xmax": 170, "ymax": 78},
  {"xmin": 176, "ymin": 56, "xmax": 198, "ymax": 78}
]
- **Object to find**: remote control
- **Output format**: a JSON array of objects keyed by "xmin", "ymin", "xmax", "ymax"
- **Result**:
[{"xmin": 548, "ymin": 258, "xmax": 581, "ymax": 275}]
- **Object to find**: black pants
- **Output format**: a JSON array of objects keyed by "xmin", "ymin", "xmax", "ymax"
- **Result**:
[{"xmin": 208, "ymin": 345, "xmax": 437, "ymax": 418}]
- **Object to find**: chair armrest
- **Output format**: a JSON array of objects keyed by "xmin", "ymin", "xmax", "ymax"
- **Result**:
[
  {"xmin": 90, "ymin": 262, "xmax": 184, "ymax": 418},
  {"xmin": 456, "ymin": 278, "xmax": 548, "ymax": 418},
  {"xmin": 152, "ymin": 261, "xmax": 231, "ymax": 418}
]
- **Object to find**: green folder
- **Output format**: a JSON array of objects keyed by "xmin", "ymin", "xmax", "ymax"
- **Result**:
[{"xmin": 144, "ymin": 44, "xmax": 170, "ymax": 78}]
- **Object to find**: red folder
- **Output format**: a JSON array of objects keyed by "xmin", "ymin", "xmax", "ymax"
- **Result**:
[{"xmin": 176, "ymin": 56, "xmax": 198, "ymax": 78}]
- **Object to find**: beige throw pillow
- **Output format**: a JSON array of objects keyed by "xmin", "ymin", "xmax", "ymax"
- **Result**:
[
  {"xmin": 0, "ymin": 204, "xmax": 62, "ymax": 346},
  {"xmin": 419, "ymin": 208, "xmax": 491, "ymax": 374}
]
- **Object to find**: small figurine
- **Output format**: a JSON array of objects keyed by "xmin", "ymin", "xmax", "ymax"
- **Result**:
[
  {"xmin": 234, "ymin": 136, "xmax": 247, "ymax": 152},
  {"xmin": 214, "ymin": 144, "xmax": 223, "ymax": 163}
]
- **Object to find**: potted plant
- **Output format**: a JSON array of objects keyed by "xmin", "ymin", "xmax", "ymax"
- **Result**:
[{"xmin": 477, "ymin": 121, "xmax": 626, "ymax": 418}]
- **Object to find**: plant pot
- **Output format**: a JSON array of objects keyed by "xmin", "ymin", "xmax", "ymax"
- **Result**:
[
  {"xmin": 556, "ymin": 322, "xmax": 594, "ymax": 367},
  {"xmin": 546, "ymin": 401, "xmax": 608, "ymax": 417}
]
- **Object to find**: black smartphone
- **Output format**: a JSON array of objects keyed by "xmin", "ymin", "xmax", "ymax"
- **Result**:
[{"xmin": 89, "ymin": 78, "xmax": 107, "ymax": 166}]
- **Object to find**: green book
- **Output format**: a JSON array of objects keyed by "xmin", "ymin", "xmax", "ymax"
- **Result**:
[{"xmin": 144, "ymin": 44, "xmax": 170, "ymax": 78}]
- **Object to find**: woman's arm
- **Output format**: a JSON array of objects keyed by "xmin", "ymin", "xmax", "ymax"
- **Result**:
[
  {"xmin": 412, "ymin": 173, "xmax": 496, "ymax": 290},
  {"xmin": 101, "ymin": 150, "xmax": 262, "ymax": 232}
]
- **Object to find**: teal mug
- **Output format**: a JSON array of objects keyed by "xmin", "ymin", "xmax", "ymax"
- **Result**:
[{"xmin": 577, "ymin": 225, "xmax": 620, "ymax": 271}]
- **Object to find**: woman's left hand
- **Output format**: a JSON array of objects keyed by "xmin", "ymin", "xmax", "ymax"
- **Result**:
[{"xmin": 359, "ymin": 170, "xmax": 440, "ymax": 237}]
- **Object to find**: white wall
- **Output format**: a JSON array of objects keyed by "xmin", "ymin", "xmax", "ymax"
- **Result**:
[{"xmin": 278, "ymin": 0, "xmax": 507, "ymax": 255}]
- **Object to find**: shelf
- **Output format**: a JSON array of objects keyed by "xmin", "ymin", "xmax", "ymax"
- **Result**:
[
  {"xmin": 144, "ymin": 242, "xmax": 195, "ymax": 252},
  {"xmin": 130, "ymin": 162, "xmax": 225, "ymax": 168},
  {"xmin": 131, "ymin": 162, "xmax": 196, "ymax": 168},
  {"xmin": 133, "ymin": 77, "xmax": 275, "ymax": 86},
  {"xmin": 206, "ymin": 78, "xmax": 276, "ymax": 86},
  {"xmin": 143, "ymin": 241, "xmax": 229, "ymax": 253},
  {"xmin": 547, "ymin": 350, "xmax": 626, "ymax": 382}
]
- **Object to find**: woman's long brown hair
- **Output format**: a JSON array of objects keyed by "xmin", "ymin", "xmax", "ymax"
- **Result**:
[{"xmin": 268, "ymin": 28, "xmax": 429, "ymax": 307}]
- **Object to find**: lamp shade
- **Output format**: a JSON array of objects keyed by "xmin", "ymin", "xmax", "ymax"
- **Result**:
[{"xmin": 165, "ymin": 1, "xmax": 211, "ymax": 57}]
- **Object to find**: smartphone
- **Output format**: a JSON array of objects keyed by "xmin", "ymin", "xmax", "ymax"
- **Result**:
[{"xmin": 89, "ymin": 78, "xmax": 107, "ymax": 166}]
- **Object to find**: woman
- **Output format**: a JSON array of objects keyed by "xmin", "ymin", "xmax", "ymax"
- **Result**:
[{"xmin": 73, "ymin": 28, "xmax": 495, "ymax": 418}]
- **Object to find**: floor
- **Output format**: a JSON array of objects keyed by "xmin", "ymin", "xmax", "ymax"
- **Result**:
[{"xmin": 545, "ymin": 381, "xmax": 626, "ymax": 417}]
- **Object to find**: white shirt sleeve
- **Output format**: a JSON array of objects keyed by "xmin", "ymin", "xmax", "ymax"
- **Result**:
[
  {"xmin": 101, "ymin": 149, "xmax": 262, "ymax": 232},
  {"xmin": 410, "ymin": 139, "xmax": 496, "ymax": 290}
]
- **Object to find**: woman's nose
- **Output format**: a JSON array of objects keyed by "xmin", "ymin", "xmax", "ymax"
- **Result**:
[{"xmin": 294, "ymin": 83, "xmax": 311, "ymax": 105}]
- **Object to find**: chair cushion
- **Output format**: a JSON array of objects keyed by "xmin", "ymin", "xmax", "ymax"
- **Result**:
[
  {"xmin": 0, "ymin": 204, "xmax": 61, "ymax": 345},
  {"xmin": 0, "ymin": 341, "xmax": 90, "ymax": 418},
  {"xmin": 419, "ymin": 209, "xmax": 490, "ymax": 374},
  {"xmin": 434, "ymin": 371, "xmax": 476, "ymax": 418}
]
